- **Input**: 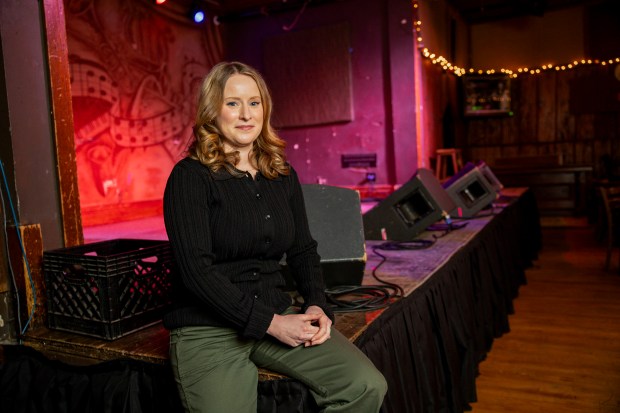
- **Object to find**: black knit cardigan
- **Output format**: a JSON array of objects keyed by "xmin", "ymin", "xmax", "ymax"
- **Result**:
[{"xmin": 162, "ymin": 157, "xmax": 333, "ymax": 339}]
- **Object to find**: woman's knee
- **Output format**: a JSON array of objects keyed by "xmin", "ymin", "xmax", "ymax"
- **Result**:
[
  {"xmin": 335, "ymin": 359, "xmax": 387, "ymax": 410},
  {"xmin": 360, "ymin": 365, "xmax": 388, "ymax": 403}
]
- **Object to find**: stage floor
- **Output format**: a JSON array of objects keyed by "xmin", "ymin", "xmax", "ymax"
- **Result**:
[{"xmin": 83, "ymin": 201, "xmax": 379, "ymax": 243}]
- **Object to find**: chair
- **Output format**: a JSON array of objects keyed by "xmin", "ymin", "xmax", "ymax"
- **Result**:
[
  {"xmin": 435, "ymin": 148, "xmax": 463, "ymax": 181},
  {"xmin": 599, "ymin": 185, "xmax": 620, "ymax": 271}
]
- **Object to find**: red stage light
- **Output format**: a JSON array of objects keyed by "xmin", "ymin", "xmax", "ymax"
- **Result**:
[{"xmin": 155, "ymin": 0, "xmax": 167, "ymax": 4}]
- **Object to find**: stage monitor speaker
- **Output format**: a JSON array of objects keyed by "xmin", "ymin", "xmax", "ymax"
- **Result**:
[
  {"xmin": 363, "ymin": 168, "xmax": 446, "ymax": 241},
  {"xmin": 282, "ymin": 184, "xmax": 366, "ymax": 289},
  {"xmin": 442, "ymin": 164, "xmax": 498, "ymax": 218},
  {"xmin": 475, "ymin": 160, "xmax": 504, "ymax": 193},
  {"xmin": 415, "ymin": 168, "xmax": 457, "ymax": 216}
]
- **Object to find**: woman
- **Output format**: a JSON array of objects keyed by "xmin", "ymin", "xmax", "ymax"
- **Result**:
[{"xmin": 163, "ymin": 61, "xmax": 387, "ymax": 413}]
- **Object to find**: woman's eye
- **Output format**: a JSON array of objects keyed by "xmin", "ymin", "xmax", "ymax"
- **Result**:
[
  {"xmin": 226, "ymin": 101, "xmax": 238, "ymax": 107},
  {"xmin": 250, "ymin": 101, "xmax": 261, "ymax": 107}
]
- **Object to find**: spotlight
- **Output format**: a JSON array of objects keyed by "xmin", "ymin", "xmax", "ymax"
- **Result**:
[
  {"xmin": 190, "ymin": 3, "xmax": 206, "ymax": 23},
  {"xmin": 155, "ymin": 0, "xmax": 167, "ymax": 4},
  {"xmin": 193, "ymin": 10, "xmax": 205, "ymax": 23}
]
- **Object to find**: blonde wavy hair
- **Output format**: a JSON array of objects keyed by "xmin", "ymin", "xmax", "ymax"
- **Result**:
[{"xmin": 188, "ymin": 61, "xmax": 289, "ymax": 179}]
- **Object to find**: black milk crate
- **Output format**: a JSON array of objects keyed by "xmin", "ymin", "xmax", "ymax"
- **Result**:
[{"xmin": 44, "ymin": 239, "xmax": 174, "ymax": 340}]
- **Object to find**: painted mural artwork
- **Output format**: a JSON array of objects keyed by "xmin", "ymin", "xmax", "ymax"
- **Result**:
[{"xmin": 64, "ymin": 0, "xmax": 221, "ymax": 222}]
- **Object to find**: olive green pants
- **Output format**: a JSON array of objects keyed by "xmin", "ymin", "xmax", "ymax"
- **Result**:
[{"xmin": 169, "ymin": 322, "xmax": 387, "ymax": 412}]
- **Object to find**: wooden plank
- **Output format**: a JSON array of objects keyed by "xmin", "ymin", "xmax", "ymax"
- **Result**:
[
  {"xmin": 22, "ymin": 307, "xmax": 384, "ymax": 382},
  {"xmin": 41, "ymin": 0, "xmax": 83, "ymax": 247},
  {"xmin": 556, "ymin": 69, "xmax": 575, "ymax": 140},
  {"xmin": 8, "ymin": 224, "xmax": 45, "ymax": 332},
  {"xmin": 501, "ymin": 145, "xmax": 519, "ymax": 159},
  {"xmin": 467, "ymin": 119, "xmax": 485, "ymax": 146},
  {"xmin": 501, "ymin": 110, "xmax": 518, "ymax": 146},
  {"xmin": 517, "ymin": 75, "xmax": 538, "ymax": 142},
  {"xmin": 470, "ymin": 147, "xmax": 500, "ymax": 164},
  {"xmin": 494, "ymin": 154, "xmax": 561, "ymax": 168},
  {"xmin": 0, "ymin": 207, "xmax": 8, "ymax": 293},
  {"xmin": 537, "ymin": 72, "xmax": 556, "ymax": 142},
  {"xmin": 575, "ymin": 113, "xmax": 596, "ymax": 141},
  {"xmin": 483, "ymin": 117, "xmax": 503, "ymax": 145},
  {"xmin": 461, "ymin": 64, "xmax": 617, "ymax": 191}
]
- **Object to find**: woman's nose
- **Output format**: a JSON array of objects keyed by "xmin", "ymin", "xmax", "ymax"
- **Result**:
[{"xmin": 240, "ymin": 104, "xmax": 251, "ymax": 120}]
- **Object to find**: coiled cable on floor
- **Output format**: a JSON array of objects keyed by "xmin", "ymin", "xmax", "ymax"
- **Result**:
[{"xmin": 324, "ymin": 239, "xmax": 435, "ymax": 313}]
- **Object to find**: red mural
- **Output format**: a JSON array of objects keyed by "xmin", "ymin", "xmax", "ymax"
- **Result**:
[{"xmin": 64, "ymin": 0, "xmax": 221, "ymax": 223}]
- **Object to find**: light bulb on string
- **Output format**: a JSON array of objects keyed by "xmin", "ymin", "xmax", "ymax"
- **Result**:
[{"xmin": 409, "ymin": 0, "xmax": 619, "ymax": 78}]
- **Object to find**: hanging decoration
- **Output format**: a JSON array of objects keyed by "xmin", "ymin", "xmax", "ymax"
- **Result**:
[{"xmin": 411, "ymin": 0, "xmax": 620, "ymax": 78}]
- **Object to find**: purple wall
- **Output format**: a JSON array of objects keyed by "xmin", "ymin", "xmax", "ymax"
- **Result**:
[{"xmin": 221, "ymin": 0, "xmax": 418, "ymax": 186}]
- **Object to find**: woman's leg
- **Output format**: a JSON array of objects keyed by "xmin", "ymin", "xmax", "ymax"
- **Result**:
[
  {"xmin": 250, "ymin": 328, "xmax": 387, "ymax": 412},
  {"xmin": 169, "ymin": 326, "xmax": 258, "ymax": 413}
]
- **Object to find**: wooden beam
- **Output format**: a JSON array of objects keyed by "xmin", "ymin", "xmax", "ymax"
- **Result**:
[
  {"xmin": 8, "ymin": 224, "xmax": 45, "ymax": 333},
  {"xmin": 41, "ymin": 0, "xmax": 83, "ymax": 247}
]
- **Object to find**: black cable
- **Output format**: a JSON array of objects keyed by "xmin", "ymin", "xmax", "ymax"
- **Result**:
[
  {"xmin": 426, "ymin": 220, "xmax": 468, "ymax": 239},
  {"xmin": 325, "ymin": 285, "xmax": 395, "ymax": 313},
  {"xmin": 371, "ymin": 239, "xmax": 433, "ymax": 296},
  {"xmin": 323, "ymin": 238, "xmax": 435, "ymax": 313}
]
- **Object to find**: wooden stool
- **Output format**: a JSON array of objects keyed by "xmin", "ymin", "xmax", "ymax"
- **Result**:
[{"xmin": 435, "ymin": 148, "xmax": 463, "ymax": 181}]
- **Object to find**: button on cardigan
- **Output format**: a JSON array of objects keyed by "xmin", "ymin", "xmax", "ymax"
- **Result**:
[{"xmin": 162, "ymin": 157, "xmax": 333, "ymax": 339}]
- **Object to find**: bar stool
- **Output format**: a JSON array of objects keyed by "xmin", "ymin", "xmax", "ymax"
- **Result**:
[{"xmin": 435, "ymin": 148, "xmax": 463, "ymax": 181}]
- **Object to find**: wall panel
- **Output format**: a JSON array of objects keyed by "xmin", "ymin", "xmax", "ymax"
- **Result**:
[{"xmin": 461, "ymin": 64, "xmax": 620, "ymax": 181}]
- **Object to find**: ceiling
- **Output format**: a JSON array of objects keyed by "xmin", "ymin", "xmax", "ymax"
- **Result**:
[
  {"xmin": 444, "ymin": 0, "xmax": 598, "ymax": 24},
  {"xmin": 206, "ymin": 0, "xmax": 341, "ymax": 21},
  {"xmin": 205, "ymin": 0, "xmax": 599, "ymax": 24}
]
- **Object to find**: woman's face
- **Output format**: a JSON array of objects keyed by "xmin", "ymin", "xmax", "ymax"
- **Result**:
[{"xmin": 216, "ymin": 74, "xmax": 264, "ymax": 152}]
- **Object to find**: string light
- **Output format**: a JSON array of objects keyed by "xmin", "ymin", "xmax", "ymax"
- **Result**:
[{"xmin": 411, "ymin": 0, "xmax": 620, "ymax": 78}]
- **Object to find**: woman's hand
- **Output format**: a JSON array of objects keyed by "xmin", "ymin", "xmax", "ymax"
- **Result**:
[
  {"xmin": 266, "ymin": 306, "xmax": 331, "ymax": 347},
  {"xmin": 303, "ymin": 305, "xmax": 332, "ymax": 347},
  {"xmin": 267, "ymin": 312, "xmax": 321, "ymax": 347}
]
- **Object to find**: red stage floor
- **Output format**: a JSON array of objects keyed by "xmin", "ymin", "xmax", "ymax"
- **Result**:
[
  {"xmin": 82, "ymin": 202, "xmax": 378, "ymax": 244},
  {"xmin": 83, "ymin": 215, "xmax": 167, "ymax": 243}
]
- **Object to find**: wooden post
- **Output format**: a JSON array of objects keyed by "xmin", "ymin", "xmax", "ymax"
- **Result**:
[
  {"xmin": 41, "ymin": 0, "xmax": 84, "ymax": 248},
  {"xmin": 8, "ymin": 224, "xmax": 46, "ymax": 334},
  {"xmin": 0, "ymin": 204, "xmax": 16, "ymax": 342}
]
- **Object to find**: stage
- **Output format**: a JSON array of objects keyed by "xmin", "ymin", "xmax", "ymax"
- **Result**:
[{"xmin": 0, "ymin": 188, "xmax": 541, "ymax": 413}]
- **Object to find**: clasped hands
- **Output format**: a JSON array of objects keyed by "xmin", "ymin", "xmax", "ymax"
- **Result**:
[{"xmin": 267, "ymin": 305, "xmax": 332, "ymax": 348}]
